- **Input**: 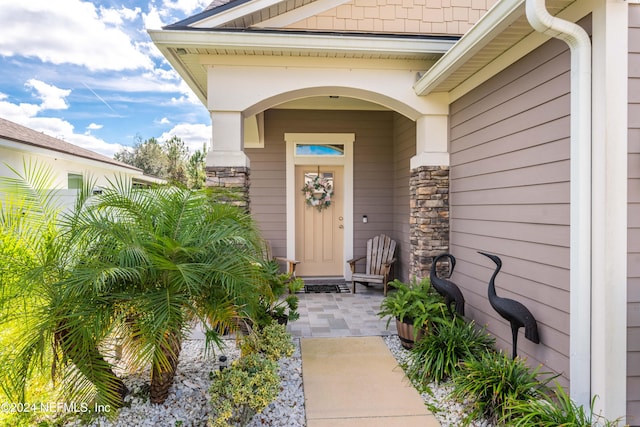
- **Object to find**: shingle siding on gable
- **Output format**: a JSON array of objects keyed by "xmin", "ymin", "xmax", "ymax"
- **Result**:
[
  {"xmin": 627, "ymin": 4, "xmax": 640, "ymax": 422},
  {"xmin": 284, "ymin": 0, "xmax": 496, "ymax": 35}
]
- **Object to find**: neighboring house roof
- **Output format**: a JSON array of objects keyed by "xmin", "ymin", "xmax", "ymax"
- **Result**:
[{"xmin": 0, "ymin": 117, "xmax": 140, "ymax": 172}]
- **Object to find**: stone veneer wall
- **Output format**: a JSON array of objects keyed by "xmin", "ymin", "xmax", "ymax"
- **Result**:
[
  {"xmin": 409, "ymin": 166, "xmax": 450, "ymax": 280},
  {"xmin": 205, "ymin": 166, "xmax": 250, "ymax": 211}
]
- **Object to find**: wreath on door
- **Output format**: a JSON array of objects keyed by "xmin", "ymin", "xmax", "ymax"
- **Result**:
[{"xmin": 301, "ymin": 175, "xmax": 333, "ymax": 211}]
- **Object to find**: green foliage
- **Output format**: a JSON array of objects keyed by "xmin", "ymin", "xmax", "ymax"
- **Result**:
[
  {"xmin": 208, "ymin": 353, "xmax": 280, "ymax": 427},
  {"xmin": 450, "ymin": 351, "xmax": 555, "ymax": 425},
  {"xmin": 241, "ymin": 322, "xmax": 295, "ymax": 361},
  {"xmin": 0, "ymin": 159, "xmax": 126, "ymax": 413},
  {"xmin": 115, "ymin": 137, "xmax": 168, "ymax": 178},
  {"xmin": 65, "ymin": 181, "xmax": 265, "ymax": 404},
  {"xmin": 378, "ymin": 278, "xmax": 447, "ymax": 337},
  {"xmin": 254, "ymin": 260, "xmax": 303, "ymax": 328},
  {"xmin": 504, "ymin": 382, "xmax": 625, "ymax": 427},
  {"xmin": 0, "ymin": 159, "xmax": 268, "ymax": 419},
  {"xmin": 114, "ymin": 136, "xmax": 206, "ymax": 188},
  {"xmin": 187, "ymin": 145, "xmax": 207, "ymax": 189},
  {"xmin": 163, "ymin": 135, "xmax": 189, "ymax": 185},
  {"xmin": 406, "ymin": 319, "xmax": 495, "ymax": 386}
]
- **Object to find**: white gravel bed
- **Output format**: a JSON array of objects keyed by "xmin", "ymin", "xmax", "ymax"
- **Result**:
[
  {"xmin": 59, "ymin": 337, "xmax": 304, "ymax": 427},
  {"xmin": 383, "ymin": 335, "xmax": 494, "ymax": 427},
  {"xmin": 56, "ymin": 334, "xmax": 491, "ymax": 427}
]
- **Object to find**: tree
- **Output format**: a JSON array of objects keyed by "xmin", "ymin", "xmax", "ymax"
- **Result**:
[
  {"xmin": 163, "ymin": 135, "xmax": 188, "ymax": 185},
  {"xmin": 0, "ymin": 160, "xmax": 127, "ymax": 414},
  {"xmin": 0, "ymin": 160, "xmax": 267, "ymax": 415},
  {"xmin": 114, "ymin": 136, "xmax": 204, "ymax": 188},
  {"xmin": 114, "ymin": 137, "xmax": 168, "ymax": 179},
  {"xmin": 187, "ymin": 145, "xmax": 207, "ymax": 189},
  {"xmin": 63, "ymin": 180, "xmax": 265, "ymax": 404}
]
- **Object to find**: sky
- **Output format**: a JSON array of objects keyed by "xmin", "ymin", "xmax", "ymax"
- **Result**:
[{"xmin": 0, "ymin": 0, "xmax": 214, "ymax": 158}]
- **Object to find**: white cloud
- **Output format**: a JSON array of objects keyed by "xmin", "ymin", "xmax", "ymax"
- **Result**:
[
  {"xmin": 143, "ymin": 6, "xmax": 166, "ymax": 30},
  {"xmin": 99, "ymin": 5, "xmax": 141, "ymax": 26},
  {"xmin": 159, "ymin": 123, "xmax": 211, "ymax": 153},
  {"xmin": 0, "ymin": 85, "xmax": 124, "ymax": 158},
  {"xmin": 158, "ymin": 117, "xmax": 171, "ymax": 125},
  {"xmin": 25, "ymin": 79, "xmax": 71, "ymax": 111},
  {"xmin": 66, "ymin": 133, "xmax": 126, "ymax": 158},
  {"xmin": 0, "ymin": 0, "xmax": 154, "ymax": 71},
  {"xmin": 162, "ymin": 0, "xmax": 211, "ymax": 16},
  {"xmin": 87, "ymin": 123, "xmax": 103, "ymax": 130}
]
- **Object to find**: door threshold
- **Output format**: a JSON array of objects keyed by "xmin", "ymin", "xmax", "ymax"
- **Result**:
[{"xmin": 301, "ymin": 276, "xmax": 346, "ymax": 283}]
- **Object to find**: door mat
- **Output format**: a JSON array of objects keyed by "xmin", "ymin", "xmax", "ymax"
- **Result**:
[{"xmin": 304, "ymin": 283, "xmax": 351, "ymax": 293}]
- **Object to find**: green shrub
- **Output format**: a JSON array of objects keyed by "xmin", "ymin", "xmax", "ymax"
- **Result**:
[
  {"xmin": 254, "ymin": 261, "xmax": 303, "ymax": 328},
  {"xmin": 504, "ymin": 382, "xmax": 625, "ymax": 427},
  {"xmin": 241, "ymin": 322, "xmax": 295, "ymax": 361},
  {"xmin": 208, "ymin": 353, "xmax": 280, "ymax": 427},
  {"xmin": 450, "ymin": 351, "xmax": 555, "ymax": 425},
  {"xmin": 406, "ymin": 319, "xmax": 495, "ymax": 386},
  {"xmin": 378, "ymin": 278, "xmax": 447, "ymax": 337}
]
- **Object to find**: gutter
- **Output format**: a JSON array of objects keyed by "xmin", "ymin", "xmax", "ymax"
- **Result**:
[
  {"xmin": 148, "ymin": 28, "xmax": 456, "ymax": 56},
  {"xmin": 525, "ymin": 0, "xmax": 592, "ymax": 409}
]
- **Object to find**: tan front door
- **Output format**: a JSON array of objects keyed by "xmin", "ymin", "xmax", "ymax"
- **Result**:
[{"xmin": 295, "ymin": 166, "xmax": 344, "ymax": 276}]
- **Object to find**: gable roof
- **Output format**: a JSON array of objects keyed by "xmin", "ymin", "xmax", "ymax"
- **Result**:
[{"xmin": 0, "ymin": 117, "xmax": 141, "ymax": 172}]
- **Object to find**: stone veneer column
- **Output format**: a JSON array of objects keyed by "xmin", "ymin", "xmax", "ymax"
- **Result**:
[
  {"xmin": 409, "ymin": 165, "xmax": 450, "ymax": 280},
  {"xmin": 205, "ymin": 166, "xmax": 250, "ymax": 211}
]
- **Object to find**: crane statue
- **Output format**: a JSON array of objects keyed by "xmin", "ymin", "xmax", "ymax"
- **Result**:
[
  {"xmin": 478, "ymin": 251, "xmax": 539, "ymax": 359},
  {"xmin": 430, "ymin": 253, "xmax": 465, "ymax": 317}
]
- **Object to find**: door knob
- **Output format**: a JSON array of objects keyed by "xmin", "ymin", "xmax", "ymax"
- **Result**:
[
  {"xmin": 338, "ymin": 216, "xmax": 343, "ymax": 221},
  {"xmin": 339, "ymin": 225, "xmax": 344, "ymax": 229}
]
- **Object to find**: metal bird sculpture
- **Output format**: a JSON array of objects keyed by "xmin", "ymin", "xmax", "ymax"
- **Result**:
[
  {"xmin": 478, "ymin": 251, "xmax": 539, "ymax": 359},
  {"xmin": 430, "ymin": 253, "xmax": 465, "ymax": 317}
]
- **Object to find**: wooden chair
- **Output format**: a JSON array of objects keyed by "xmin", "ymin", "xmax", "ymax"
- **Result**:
[
  {"xmin": 347, "ymin": 234, "xmax": 397, "ymax": 295},
  {"xmin": 264, "ymin": 241, "xmax": 300, "ymax": 277}
]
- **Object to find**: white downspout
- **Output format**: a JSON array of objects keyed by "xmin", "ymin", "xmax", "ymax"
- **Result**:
[{"xmin": 525, "ymin": 0, "xmax": 592, "ymax": 409}]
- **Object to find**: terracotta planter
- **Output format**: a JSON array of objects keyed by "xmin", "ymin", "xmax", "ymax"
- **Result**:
[{"xmin": 395, "ymin": 318, "xmax": 425, "ymax": 349}]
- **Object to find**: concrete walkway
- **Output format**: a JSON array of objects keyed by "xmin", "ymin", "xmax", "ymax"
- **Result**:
[{"xmin": 301, "ymin": 336, "xmax": 440, "ymax": 427}]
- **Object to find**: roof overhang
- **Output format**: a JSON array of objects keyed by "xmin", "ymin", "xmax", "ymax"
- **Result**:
[
  {"xmin": 148, "ymin": 28, "xmax": 458, "ymax": 105},
  {"xmin": 414, "ymin": 0, "xmax": 589, "ymax": 100}
]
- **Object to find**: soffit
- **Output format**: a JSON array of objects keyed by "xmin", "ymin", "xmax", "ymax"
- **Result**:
[
  {"xmin": 149, "ymin": 28, "xmax": 455, "ymax": 104},
  {"xmin": 416, "ymin": 0, "xmax": 579, "ymax": 96}
]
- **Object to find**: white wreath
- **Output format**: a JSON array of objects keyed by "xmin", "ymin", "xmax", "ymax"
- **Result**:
[{"xmin": 301, "ymin": 175, "xmax": 333, "ymax": 211}]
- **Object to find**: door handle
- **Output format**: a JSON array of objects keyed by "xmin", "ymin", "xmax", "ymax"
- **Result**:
[
  {"xmin": 338, "ymin": 225, "xmax": 344, "ymax": 229},
  {"xmin": 338, "ymin": 216, "xmax": 343, "ymax": 221}
]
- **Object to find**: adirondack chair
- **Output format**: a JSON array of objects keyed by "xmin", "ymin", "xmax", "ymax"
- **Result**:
[
  {"xmin": 264, "ymin": 241, "xmax": 300, "ymax": 277},
  {"xmin": 347, "ymin": 234, "xmax": 397, "ymax": 295}
]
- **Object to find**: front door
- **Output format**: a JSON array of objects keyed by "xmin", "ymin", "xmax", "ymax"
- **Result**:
[{"xmin": 295, "ymin": 166, "xmax": 344, "ymax": 276}]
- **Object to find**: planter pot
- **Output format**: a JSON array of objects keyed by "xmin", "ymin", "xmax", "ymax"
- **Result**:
[
  {"xmin": 272, "ymin": 313, "xmax": 288, "ymax": 326},
  {"xmin": 395, "ymin": 317, "xmax": 425, "ymax": 349}
]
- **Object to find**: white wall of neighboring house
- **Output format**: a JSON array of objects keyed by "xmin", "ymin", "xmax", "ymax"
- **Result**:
[
  {"xmin": 1, "ymin": 144, "xmax": 137, "ymax": 191},
  {"xmin": 0, "ymin": 118, "xmax": 164, "ymax": 212}
]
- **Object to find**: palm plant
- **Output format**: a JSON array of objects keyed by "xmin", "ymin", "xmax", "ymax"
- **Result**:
[
  {"xmin": 64, "ymin": 179, "xmax": 265, "ymax": 404},
  {"xmin": 0, "ymin": 160, "xmax": 127, "ymax": 413}
]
